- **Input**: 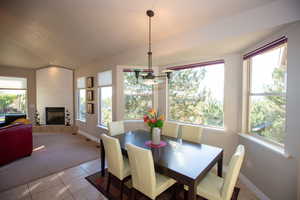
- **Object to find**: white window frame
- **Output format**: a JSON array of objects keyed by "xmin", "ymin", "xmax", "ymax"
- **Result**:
[
  {"xmin": 0, "ymin": 76, "xmax": 28, "ymax": 119},
  {"xmin": 97, "ymin": 70, "xmax": 113, "ymax": 128},
  {"xmin": 243, "ymin": 43, "xmax": 287, "ymax": 146},
  {"xmin": 98, "ymin": 85, "xmax": 113, "ymax": 127},
  {"xmin": 76, "ymin": 77, "xmax": 86, "ymax": 122},
  {"xmin": 166, "ymin": 62, "xmax": 225, "ymax": 129}
]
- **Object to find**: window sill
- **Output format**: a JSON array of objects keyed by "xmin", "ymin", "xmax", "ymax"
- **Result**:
[
  {"xmin": 76, "ymin": 119, "xmax": 86, "ymax": 123},
  {"xmin": 167, "ymin": 120, "xmax": 225, "ymax": 132},
  {"xmin": 238, "ymin": 133, "xmax": 291, "ymax": 159},
  {"xmin": 124, "ymin": 120, "xmax": 143, "ymax": 123},
  {"xmin": 97, "ymin": 124, "xmax": 108, "ymax": 130}
]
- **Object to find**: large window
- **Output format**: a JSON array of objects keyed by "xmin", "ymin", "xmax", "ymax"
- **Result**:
[
  {"xmin": 123, "ymin": 71, "xmax": 152, "ymax": 120},
  {"xmin": 98, "ymin": 71, "xmax": 112, "ymax": 127},
  {"xmin": 0, "ymin": 76, "xmax": 27, "ymax": 122},
  {"xmin": 168, "ymin": 62, "xmax": 224, "ymax": 128},
  {"xmin": 77, "ymin": 77, "xmax": 86, "ymax": 122},
  {"xmin": 245, "ymin": 41, "xmax": 287, "ymax": 145}
]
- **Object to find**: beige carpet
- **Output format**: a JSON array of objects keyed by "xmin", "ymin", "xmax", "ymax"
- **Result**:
[{"xmin": 0, "ymin": 132, "xmax": 99, "ymax": 192}]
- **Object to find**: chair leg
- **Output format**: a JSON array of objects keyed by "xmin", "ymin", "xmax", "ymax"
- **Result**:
[
  {"xmin": 131, "ymin": 188, "xmax": 137, "ymax": 200},
  {"xmin": 231, "ymin": 187, "xmax": 240, "ymax": 200},
  {"xmin": 106, "ymin": 172, "xmax": 111, "ymax": 193},
  {"xmin": 184, "ymin": 190, "xmax": 188, "ymax": 200},
  {"xmin": 120, "ymin": 179, "xmax": 125, "ymax": 200}
]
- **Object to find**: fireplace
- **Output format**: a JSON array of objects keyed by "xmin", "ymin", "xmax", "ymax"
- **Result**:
[{"xmin": 46, "ymin": 107, "xmax": 65, "ymax": 125}]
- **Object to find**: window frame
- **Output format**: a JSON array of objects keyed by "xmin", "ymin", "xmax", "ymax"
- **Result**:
[
  {"xmin": 166, "ymin": 61, "xmax": 225, "ymax": 128},
  {"xmin": 97, "ymin": 70, "xmax": 113, "ymax": 128},
  {"xmin": 77, "ymin": 88, "xmax": 86, "ymax": 122},
  {"xmin": 244, "ymin": 43, "xmax": 287, "ymax": 146},
  {"xmin": 76, "ymin": 77, "xmax": 86, "ymax": 122},
  {"xmin": 0, "ymin": 76, "xmax": 28, "ymax": 120},
  {"xmin": 98, "ymin": 85, "xmax": 113, "ymax": 128}
]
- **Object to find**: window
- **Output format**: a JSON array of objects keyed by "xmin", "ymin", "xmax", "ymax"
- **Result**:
[
  {"xmin": 245, "ymin": 40, "xmax": 287, "ymax": 145},
  {"xmin": 98, "ymin": 71, "xmax": 112, "ymax": 127},
  {"xmin": 0, "ymin": 76, "xmax": 27, "ymax": 122},
  {"xmin": 123, "ymin": 71, "xmax": 152, "ymax": 120},
  {"xmin": 168, "ymin": 61, "xmax": 224, "ymax": 128},
  {"xmin": 77, "ymin": 77, "xmax": 86, "ymax": 122}
]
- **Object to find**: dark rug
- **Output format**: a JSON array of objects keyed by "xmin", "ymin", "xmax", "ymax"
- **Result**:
[{"xmin": 85, "ymin": 169, "xmax": 240, "ymax": 200}]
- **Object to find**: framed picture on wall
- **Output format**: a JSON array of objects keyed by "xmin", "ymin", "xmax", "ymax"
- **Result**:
[
  {"xmin": 87, "ymin": 90, "xmax": 94, "ymax": 101},
  {"xmin": 87, "ymin": 77, "xmax": 94, "ymax": 88},
  {"xmin": 87, "ymin": 103, "xmax": 94, "ymax": 114}
]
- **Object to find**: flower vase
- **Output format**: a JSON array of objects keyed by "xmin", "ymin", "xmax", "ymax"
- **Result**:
[{"xmin": 152, "ymin": 127, "xmax": 161, "ymax": 145}]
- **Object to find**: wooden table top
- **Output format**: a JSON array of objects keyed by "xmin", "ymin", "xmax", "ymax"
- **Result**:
[{"xmin": 113, "ymin": 129, "xmax": 223, "ymax": 184}]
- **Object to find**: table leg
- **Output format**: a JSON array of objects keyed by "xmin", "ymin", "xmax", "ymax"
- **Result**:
[
  {"xmin": 218, "ymin": 151, "xmax": 223, "ymax": 177},
  {"xmin": 100, "ymin": 139, "xmax": 105, "ymax": 176},
  {"xmin": 188, "ymin": 182, "xmax": 197, "ymax": 200}
]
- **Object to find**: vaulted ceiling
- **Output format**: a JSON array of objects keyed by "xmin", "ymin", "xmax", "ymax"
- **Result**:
[{"xmin": 0, "ymin": 0, "xmax": 298, "ymax": 69}]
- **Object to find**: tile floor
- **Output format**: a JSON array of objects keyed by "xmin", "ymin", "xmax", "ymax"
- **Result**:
[{"xmin": 0, "ymin": 159, "xmax": 258, "ymax": 200}]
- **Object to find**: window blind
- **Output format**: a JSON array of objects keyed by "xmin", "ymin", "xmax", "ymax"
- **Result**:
[
  {"xmin": 77, "ymin": 77, "xmax": 86, "ymax": 89},
  {"xmin": 167, "ymin": 60, "xmax": 224, "ymax": 71},
  {"xmin": 243, "ymin": 36, "xmax": 287, "ymax": 60},
  {"xmin": 98, "ymin": 70, "xmax": 112, "ymax": 86},
  {"xmin": 0, "ymin": 76, "xmax": 27, "ymax": 89}
]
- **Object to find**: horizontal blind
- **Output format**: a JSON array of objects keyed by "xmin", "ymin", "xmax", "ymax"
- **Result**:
[
  {"xmin": 123, "ymin": 69, "xmax": 153, "ymax": 72},
  {"xmin": 77, "ymin": 77, "xmax": 86, "ymax": 88},
  {"xmin": 98, "ymin": 70, "xmax": 112, "ymax": 86},
  {"xmin": 167, "ymin": 60, "xmax": 224, "ymax": 71},
  {"xmin": 0, "ymin": 76, "xmax": 27, "ymax": 89},
  {"xmin": 243, "ymin": 36, "xmax": 287, "ymax": 60}
]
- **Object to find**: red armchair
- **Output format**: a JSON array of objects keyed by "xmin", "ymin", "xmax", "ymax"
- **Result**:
[{"xmin": 0, "ymin": 123, "xmax": 33, "ymax": 165}]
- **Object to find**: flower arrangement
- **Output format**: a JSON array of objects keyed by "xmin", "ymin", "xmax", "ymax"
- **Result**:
[{"xmin": 143, "ymin": 109, "xmax": 164, "ymax": 130}]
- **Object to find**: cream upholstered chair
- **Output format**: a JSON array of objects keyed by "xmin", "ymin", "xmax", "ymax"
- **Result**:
[
  {"xmin": 126, "ymin": 143, "xmax": 176, "ymax": 200},
  {"xmin": 180, "ymin": 124, "xmax": 203, "ymax": 144},
  {"xmin": 161, "ymin": 121, "xmax": 179, "ymax": 138},
  {"xmin": 100, "ymin": 134, "xmax": 130, "ymax": 200},
  {"xmin": 184, "ymin": 145, "xmax": 245, "ymax": 200},
  {"xmin": 108, "ymin": 120, "xmax": 124, "ymax": 136}
]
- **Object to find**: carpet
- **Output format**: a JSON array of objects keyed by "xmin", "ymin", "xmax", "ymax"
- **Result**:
[
  {"xmin": 86, "ymin": 170, "xmax": 241, "ymax": 200},
  {"xmin": 85, "ymin": 169, "xmax": 179, "ymax": 200},
  {"xmin": 0, "ymin": 132, "xmax": 99, "ymax": 192}
]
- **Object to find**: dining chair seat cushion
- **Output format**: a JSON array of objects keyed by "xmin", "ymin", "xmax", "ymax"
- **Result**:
[
  {"xmin": 155, "ymin": 173, "xmax": 176, "ymax": 197},
  {"xmin": 185, "ymin": 172, "xmax": 223, "ymax": 200},
  {"xmin": 120, "ymin": 157, "xmax": 131, "ymax": 179}
]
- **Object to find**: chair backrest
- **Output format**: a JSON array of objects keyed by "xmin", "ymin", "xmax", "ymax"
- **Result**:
[
  {"xmin": 100, "ymin": 134, "xmax": 125, "ymax": 179},
  {"xmin": 162, "ymin": 122, "xmax": 179, "ymax": 138},
  {"xmin": 180, "ymin": 125, "xmax": 203, "ymax": 144},
  {"xmin": 108, "ymin": 121, "xmax": 124, "ymax": 136},
  {"xmin": 221, "ymin": 145, "xmax": 245, "ymax": 200},
  {"xmin": 126, "ymin": 143, "xmax": 156, "ymax": 198}
]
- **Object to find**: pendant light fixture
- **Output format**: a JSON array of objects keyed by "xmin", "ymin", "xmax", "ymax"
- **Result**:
[{"xmin": 134, "ymin": 10, "xmax": 172, "ymax": 85}]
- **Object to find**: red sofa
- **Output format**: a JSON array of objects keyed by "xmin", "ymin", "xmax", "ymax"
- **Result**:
[{"xmin": 0, "ymin": 123, "xmax": 33, "ymax": 165}]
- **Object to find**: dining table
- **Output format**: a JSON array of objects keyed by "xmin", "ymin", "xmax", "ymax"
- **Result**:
[{"xmin": 100, "ymin": 129, "xmax": 223, "ymax": 200}]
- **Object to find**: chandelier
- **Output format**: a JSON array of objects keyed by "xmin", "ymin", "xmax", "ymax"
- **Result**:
[{"xmin": 134, "ymin": 10, "xmax": 172, "ymax": 85}]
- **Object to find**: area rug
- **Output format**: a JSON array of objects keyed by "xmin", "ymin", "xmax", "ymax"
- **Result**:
[
  {"xmin": 86, "ymin": 169, "xmax": 241, "ymax": 200},
  {"xmin": 85, "ymin": 169, "xmax": 180, "ymax": 200},
  {"xmin": 0, "ymin": 132, "xmax": 99, "ymax": 192}
]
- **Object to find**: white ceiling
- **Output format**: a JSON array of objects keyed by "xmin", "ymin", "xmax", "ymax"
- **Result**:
[{"xmin": 0, "ymin": 0, "xmax": 280, "ymax": 69}]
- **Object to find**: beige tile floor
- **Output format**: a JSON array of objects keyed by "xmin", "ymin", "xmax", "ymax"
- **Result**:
[{"xmin": 0, "ymin": 159, "xmax": 258, "ymax": 200}]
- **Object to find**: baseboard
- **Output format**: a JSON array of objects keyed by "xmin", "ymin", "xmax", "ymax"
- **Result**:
[
  {"xmin": 77, "ymin": 129, "xmax": 99, "ymax": 143},
  {"xmin": 239, "ymin": 173, "xmax": 271, "ymax": 200}
]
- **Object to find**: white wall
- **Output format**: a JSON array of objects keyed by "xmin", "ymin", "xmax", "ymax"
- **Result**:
[
  {"xmin": 239, "ymin": 21, "xmax": 300, "ymax": 200},
  {"xmin": 36, "ymin": 67, "xmax": 74, "ymax": 124}
]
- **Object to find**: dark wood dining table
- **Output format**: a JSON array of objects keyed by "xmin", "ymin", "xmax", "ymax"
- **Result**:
[{"xmin": 100, "ymin": 130, "xmax": 223, "ymax": 200}]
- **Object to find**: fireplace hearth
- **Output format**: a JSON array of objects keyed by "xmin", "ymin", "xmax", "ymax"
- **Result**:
[{"xmin": 46, "ymin": 107, "xmax": 65, "ymax": 125}]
